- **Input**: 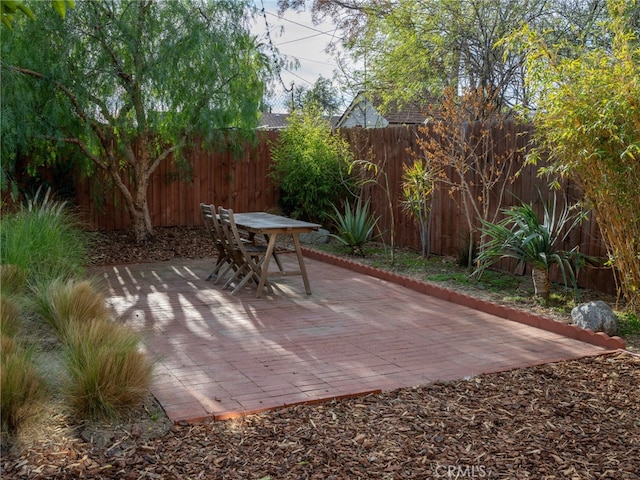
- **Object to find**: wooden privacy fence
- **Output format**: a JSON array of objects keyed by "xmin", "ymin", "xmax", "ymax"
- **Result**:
[
  {"xmin": 71, "ymin": 124, "xmax": 614, "ymax": 293},
  {"xmin": 339, "ymin": 125, "xmax": 613, "ymax": 293},
  {"xmin": 74, "ymin": 131, "xmax": 281, "ymax": 230}
]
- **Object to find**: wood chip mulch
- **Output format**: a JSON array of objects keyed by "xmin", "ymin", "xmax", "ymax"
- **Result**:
[
  {"xmin": 2, "ymin": 353, "xmax": 639, "ymax": 479},
  {"xmin": 88, "ymin": 226, "xmax": 217, "ymax": 266}
]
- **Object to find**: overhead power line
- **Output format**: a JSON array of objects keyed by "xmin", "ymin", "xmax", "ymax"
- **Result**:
[
  {"xmin": 258, "ymin": 0, "xmax": 293, "ymax": 92},
  {"xmin": 264, "ymin": 10, "xmax": 343, "ymax": 40}
]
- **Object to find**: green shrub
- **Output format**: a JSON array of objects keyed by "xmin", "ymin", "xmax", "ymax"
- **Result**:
[
  {"xmin": 1, "ymin": 335, "xmax": 45, "ymax": 432},
  {"xmin": 269, "ymin": 108, "xmax": 353, "ymax": 223},
  {"xmin": 329, "ymin": 198, "xmax": 378, "ymax": 256},
  {"xmin": 63, "ymin": 318, "xmax": 153, "ymax": 419},
  {"xmin": 31, "ymin": 278, "xmax": 110, "ymax": 339},
  {"xmin": 0, "ymin": 192, "xmax": 92, "ymax": 283}
]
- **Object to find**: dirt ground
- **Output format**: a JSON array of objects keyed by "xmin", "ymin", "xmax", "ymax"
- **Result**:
[{"xmin": 2, "ymin": 226, "xmax": 639, "ymax": 479}]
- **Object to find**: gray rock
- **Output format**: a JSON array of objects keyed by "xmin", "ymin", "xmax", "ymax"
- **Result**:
[
  {"xmin": 571, "ymin": 300, "xmax": 618, "ymax": 336},
  {"xmin": 299, "ymin": 228, "xmax": 330, "ymax": 245}
]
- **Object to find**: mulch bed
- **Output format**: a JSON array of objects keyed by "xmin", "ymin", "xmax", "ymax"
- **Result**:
[
  {"xmin": 88, "ymin": 226, "xmax": 217, "ymax": 265},
  {"xmin": 3, "ymin": 353, "xmax": 639, "ymax": 479},
  {"xmin": 2, "ymin": 226, "xmax": 639, "ymax": 479}
]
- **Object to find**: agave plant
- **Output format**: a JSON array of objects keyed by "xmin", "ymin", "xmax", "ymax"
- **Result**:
[
  {"xmin": 475, "ymin": 194, "xmax": 589, "ymax": 301},
  {"xmin": 329, "ymin": 198, "xmax": 379, "ymax": 256}
]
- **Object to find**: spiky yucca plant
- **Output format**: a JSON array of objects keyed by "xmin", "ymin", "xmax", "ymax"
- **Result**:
[
  {"xmin": 475, "ymin": 195, "xmax": 588, "ymax": 301},
  {"xmin": 329, "ymin": 198, "xmax": 379, "ymax": 256}
]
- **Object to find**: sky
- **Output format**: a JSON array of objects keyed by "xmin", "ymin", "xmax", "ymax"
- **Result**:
[{"xmin": 251, "ymin": 0, "xmax": 349, "ymax": 111}]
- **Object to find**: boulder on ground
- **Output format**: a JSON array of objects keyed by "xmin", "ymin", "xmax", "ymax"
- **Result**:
[
  {"xmin": 299, "ymin": 228, "xmax": 330, "ymax": 245},
  {"xmin": 571, "ymin": 301, "xmax": 618, "ymax": 336}
]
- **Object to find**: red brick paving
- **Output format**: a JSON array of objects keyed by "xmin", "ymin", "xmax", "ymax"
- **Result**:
[{"xmin": 95, "ymin": 255, "xmax": 612, "ymax": 424}]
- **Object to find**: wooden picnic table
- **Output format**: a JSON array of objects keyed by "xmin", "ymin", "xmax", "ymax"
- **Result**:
[{"xmin": 232, "ymin": 212, "xmax": 321, "ymax": 297}]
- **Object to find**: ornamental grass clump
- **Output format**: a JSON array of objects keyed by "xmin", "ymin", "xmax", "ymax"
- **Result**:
[
  {"xmin": 63, "ymin": 317, "xmax": 153, "ymax": 419},
  {"xmin": 0, "ymin": 264, "xmax": 27, "ymax": 297},
  {"xmin": 1, "ymin": 335, "xmax": 45, "ymax": 432},
  {"xmin": 31, "ymin": 278, "xmax": 111, "ymax": 340},
  {"xmin": 0, "ymin": 190, "xmax": 92, "ymax": 283},
  {"xmin": 0, "ymin": 295, "xmax": 21, "ymax": 338}
]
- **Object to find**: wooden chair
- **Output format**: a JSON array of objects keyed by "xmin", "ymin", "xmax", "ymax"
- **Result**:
[
  {"xmin": 218, "ymin": 207, "xmax": 273, "ymax": 295},
  {"xmin": 200, "ymin": 203, "xmax": 238, "ymax": 284}
]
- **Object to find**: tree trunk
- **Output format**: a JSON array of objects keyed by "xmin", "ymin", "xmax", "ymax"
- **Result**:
[
  {"xmin": 106, "ymin": 151, "xmax": 155, "ymax": 244},
  {"xmin": 531, "ymin": 267, "xmax": 551, "ymax": 301},
  {"xmin": 129, "ymin": 196, "xmax": 154, "ymax": 244}
]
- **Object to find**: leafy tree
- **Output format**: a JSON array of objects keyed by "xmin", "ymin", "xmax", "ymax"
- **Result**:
[
  {"xmin": 416, "ymin": 87, "xmax": 521, "ymax": 268},
  {"xmin": 514, "ymin": 0, "xmax": 640, "ymax": 310},
  {"xmin": 281, "ymin": 0, "xmax": 611, "ymax": 111},
  {"xmin": 269, "ymin": 106, "xmax": 352, "ymax": 223},
  {"xmin": 1, "ymin": 0, "xmax": 74, "ymax": 29},
  {"xmin": 2, "ymin": 0, "xmax": 272, "ymax": 242},
  {"xmin": 290, "ymin": 76, "xmax": 342, "ymax": 116}
]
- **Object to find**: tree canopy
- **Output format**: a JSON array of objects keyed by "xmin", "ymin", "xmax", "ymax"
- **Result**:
[
  {"xmin": 2, "ymin": 0, "xmax": 273, "ymax": 241},
  {"xmin": 1, "ymin": 0, "xmax": 74, "ymax": 29},
  {"xmin": 280, "ymin": 0, "xmax": 613, "ymax": 111},
  {"xmin": 290, "ymin": 76, "xmax": 343, "ymax": 116}
]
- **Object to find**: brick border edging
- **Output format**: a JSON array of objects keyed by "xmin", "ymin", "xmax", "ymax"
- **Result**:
[{"xmin": 302, "ymin": 248, "xmax": 626, "ymax": 351}]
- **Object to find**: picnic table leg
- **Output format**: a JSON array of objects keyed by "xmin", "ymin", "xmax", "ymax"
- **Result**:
[
  {"xmin": 256, "ymin": 233, "xmax": 278, "ymax": 298},
  {"xmin": 291, "ymin": 233, "xmax": 312, "ymax": 295},
  {"xmin": 261, "ymin": 234, "xmax": 284, "ymax": 272}
]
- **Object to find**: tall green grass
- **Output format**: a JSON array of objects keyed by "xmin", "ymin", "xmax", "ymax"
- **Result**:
[
  {"xmin": 63, "ymin": 318, "xmax": 153, "ymax": 419},
  {"xmin": 0, "ymin": 197, "xmax": 92, "ymax": 284},
  {"xmin": 1, "ymin": 188, "xmax": 153, "ymax": 430}
]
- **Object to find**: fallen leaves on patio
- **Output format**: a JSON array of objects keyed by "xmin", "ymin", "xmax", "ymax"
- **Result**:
[{"xmin": 3, "ymin": 352, "xmax": 639, "ymax": 479}]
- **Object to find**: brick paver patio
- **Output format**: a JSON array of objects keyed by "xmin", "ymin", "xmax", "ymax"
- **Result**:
[{"xmin": 95, "ymin": 254, "xmax": 613, "ymax": 423}]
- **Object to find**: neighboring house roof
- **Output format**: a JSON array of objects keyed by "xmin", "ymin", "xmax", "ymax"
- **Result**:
[
  {"xmin": 258, "ymin": 112, "xmax": 342, "ymax": 130},
  {"xmin": 258, "ymin": 112, "xmax": 290, "ymax": 130},
  {"xmin": 335, "ymin": 92, "xmax": 432, "ymax": 129},
  {"xmin": 335, "ymin": 93, "xmax": 388, "ymax": 129},
  {"xmin": 382, "ymin": 99, "xmax": 431, "ymax": 125}
]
